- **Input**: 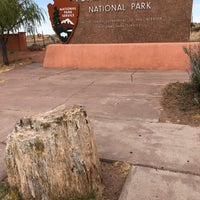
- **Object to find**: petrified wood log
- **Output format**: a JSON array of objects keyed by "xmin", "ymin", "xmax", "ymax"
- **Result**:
[{"xmin": 5, "ymin": 105, "xmax": 102, "ymax": 199}]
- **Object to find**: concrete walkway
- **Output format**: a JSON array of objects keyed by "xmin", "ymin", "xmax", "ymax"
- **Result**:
[{"xmin": 1, "ymin": 64, "xmax": 200, "ymax": 199}]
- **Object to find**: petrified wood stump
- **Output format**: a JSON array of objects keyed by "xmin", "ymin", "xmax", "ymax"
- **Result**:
[{"xmin": 5, "ymin": 105, "xmax": 102, "ymax": 199}]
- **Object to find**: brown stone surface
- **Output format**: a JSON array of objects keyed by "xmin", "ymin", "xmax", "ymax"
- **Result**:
[{"xmin": 70, "ymin": 0, "xmax": 192, "ymax": 43}]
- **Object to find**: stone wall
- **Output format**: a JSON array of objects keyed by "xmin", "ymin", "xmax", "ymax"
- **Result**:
[
  {"xmin": 70, "ymin": 0, "xmax": 193, "ymax": 43},
  {"xmin": 5, "ymin": 32, "xmax": 27, "ymax": 51}
]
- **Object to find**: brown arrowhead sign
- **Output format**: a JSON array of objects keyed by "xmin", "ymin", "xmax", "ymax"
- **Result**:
[{"xmin": 48, "ymin": 0, "xmax": 79, "ymax": 44}]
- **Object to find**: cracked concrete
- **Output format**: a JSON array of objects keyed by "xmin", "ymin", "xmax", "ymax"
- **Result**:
[
  {"xmin": 1, "ymin": 63, "xmax": 200, "ymax": 199},
  {"xmin": 119, "ymin": 166, "xmax": 200, "ymax": 200},
  {"xmin": 93, "ymin": 119, "xmax": 200, "ymax": 176}
]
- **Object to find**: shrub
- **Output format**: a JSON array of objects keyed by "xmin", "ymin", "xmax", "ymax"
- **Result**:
[
  {"xmin": 28, "ymin": 43, "xmax": 43, "ymax": 51},
  {"xmin": 183, "ymin": 44, "xmax": 200, "ymax": 91}
]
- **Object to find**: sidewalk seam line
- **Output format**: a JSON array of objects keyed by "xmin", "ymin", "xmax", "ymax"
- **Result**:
[{"xmin": 133, "ymin": 163, "xmax": 200, "ymax": 177}]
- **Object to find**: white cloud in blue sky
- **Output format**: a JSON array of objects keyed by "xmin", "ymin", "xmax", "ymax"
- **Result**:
[{"xmin": 35, "ymin": 0, "xmax": 200, "ymax": 34}]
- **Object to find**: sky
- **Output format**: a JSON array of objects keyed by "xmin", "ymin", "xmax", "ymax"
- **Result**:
[{"xmin": 34, "ymin": 0, "xmax": 200, "ymax": 34}]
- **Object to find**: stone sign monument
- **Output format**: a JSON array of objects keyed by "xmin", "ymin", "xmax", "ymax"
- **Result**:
[
  {"xmin": 48, "ymin": 0, "xmax": 193, "ymax": 43},
  {"xmin": 44, "ymin": 0, "xmax": 194, "ymax": 70}
]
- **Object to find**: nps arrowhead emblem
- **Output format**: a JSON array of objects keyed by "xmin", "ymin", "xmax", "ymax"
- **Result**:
[{"xmin": 48, "ymin": 0, "xmax": 79, "ymax": 44}]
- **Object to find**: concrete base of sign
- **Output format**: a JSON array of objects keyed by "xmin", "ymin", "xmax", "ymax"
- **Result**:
[{"xmin": 43, "ymin": 43, "xmax": 197, "ymax": 70}]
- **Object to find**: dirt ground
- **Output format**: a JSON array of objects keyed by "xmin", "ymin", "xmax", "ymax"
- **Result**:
[
  {"xmin": 160, "ymin": 81, "xmax": 200, "ymax": 127},
  {"xmin": 0, "ymin": 50, "xmax": 45, "ymax": 67},
  {"xmin": 101, "ymin": 161, "xmax": 130, "ymax": 200}
]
